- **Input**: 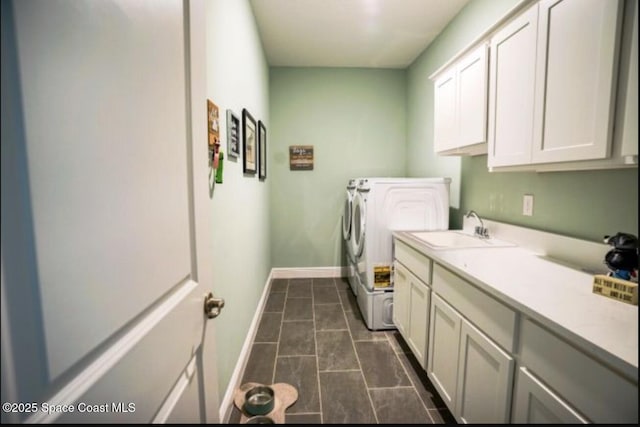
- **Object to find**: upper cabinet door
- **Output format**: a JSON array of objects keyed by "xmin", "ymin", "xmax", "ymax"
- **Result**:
[
  {"xmin": 434, "ymin": 68, "xmax": 458, "ymax": 153},
  {"xmin": 433, "ymin": 44, "xmax": 489, "ymax": 156},
  {"xmin": 457, "ymin": 44, "xmax": 488, "ymax": 149},
  {"xmin": 488, "ymin": 4, "xmax": 539, "ymax": 168},
  {"xmin": 531, "ymin": 0, "xmax": 623, "ymax": 163}
]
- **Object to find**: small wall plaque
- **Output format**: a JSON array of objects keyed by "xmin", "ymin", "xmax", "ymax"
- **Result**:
[
  {"xmin": 289, "ymin": 145, "xmax": 314, "ymax": 170},
  {"xmin": 207, "ymin": 100, "xmax": 220, "ymax": 147}
]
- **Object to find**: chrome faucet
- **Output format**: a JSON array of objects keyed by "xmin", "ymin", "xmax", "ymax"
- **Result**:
[{"xmin": 466, "ymin": 210, "xmax": 489, "ymax": 238}]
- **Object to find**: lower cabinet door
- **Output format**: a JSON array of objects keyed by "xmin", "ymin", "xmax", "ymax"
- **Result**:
[
  {"xmin": 512, "ymin": 367, "xmax": 588, "ymax": 424},
  {"xmin": 455, "ymin": 319, "xmax": 515, "ymax": 423},
  {"xmin": 427, "ymin": 294, "xmax": 461, "ymax": 411},
  {"xmin": 408, "ymin": 276, "xmax": 430, "ymax": 368},
  {"xmin": 392, "ymin": 261, "xmax": 410, "ymax": 337}
]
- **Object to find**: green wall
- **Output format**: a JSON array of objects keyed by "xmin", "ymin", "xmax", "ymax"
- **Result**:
[
  {"xmin": 407, "ymin": 0, "xmax": 521, "ymax": 225},
  {"xmin": 461, "ymin": 157, "xmax": 638, "ymax": 241},
  {"xmin": 269, "ymin": 68, "xmax": 407, "ymax": 267},
  {"xmin": 205, "ymin": 0, "xmax": 271, "ymax": 398},
  {"xmin": 407, "ymin": 0, "xmax": 638, "ymax": 241}
]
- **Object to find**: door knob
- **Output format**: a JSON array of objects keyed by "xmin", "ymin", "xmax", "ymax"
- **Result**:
[{"xmin": 204, "ymin": 292, "xmax": 225, "ymax": 319}]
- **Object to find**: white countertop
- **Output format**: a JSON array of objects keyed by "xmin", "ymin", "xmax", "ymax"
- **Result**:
[{"xmin": 393, "ymin": 230, "xmax": 639, "ymax": 381}]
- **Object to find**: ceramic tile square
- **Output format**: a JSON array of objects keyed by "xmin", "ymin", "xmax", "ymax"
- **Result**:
[
  {"xmin": 284, "ymin": 297, "xmax": 313, "ymax": 321},
  {"xmin": 285, "ymin": 413, "xmax": 322, "ymax": 424},
  {"xmin": 270, "ymin": 278, "xmax": 288, "ymax": 293},
  {"xmin": 319, "ymin": 371, "xmax": 377, "ymax": 424},
  {"xmin": 264, "ymin": 292, "xmax": 286, "ymax": 312},
  {"xmin": 335, "ymin": 277, "xmax": 350, "ymax": 290},
  {"xmin": 289, "ymin": 278, "xmax": 312, "ymax": 287},
  {"xmin": 397, "ymin": 351, "xmax": 449, "ymax": 411},
  {"xmin": 314, "ymin": 304, "xmax": 347, "ymax": 331},
  {"xmin": 241, "ymin": 343, "xmax": 277, "ymax": 385},
  {"xmin": 355, "ymin": 341, "xmax": 411, "ymax": 388},
  {"xmin": 312, "ymin": 277, "xmax": 335, "ymax": 287},
  {"xmin": 316, "ymin": 330, "xmax": 359, "ymax": 371},
  {"xmin": 312, "ymin": 285, "xmax": 340, "ymax": 304},
  {"xmin": 386, "ymin": 330, "xmax": 412, "ymax": 354},
  {"xmin": 344, "ymin": 309, "xmax": 388, "ymax": 341},
  {"xmin": 369, "ymin": 387, "xmax": 432, "ymax": 424},
  {"xmin": 338, "ymin": 289, "xmax": 358, "ymax": 313},
  {"xmin": 278, "ymin": 321, "xmax": 315, "ymax": 356},
  {"xmin": 274, "ymin": 356, "xmax": 320, "ymax": 413},
  {"xmin": 254, "ymin": 312, "xmax": 282, "ymax": 343},
  {"xmin": 287, "ymin": 282, "xmax": 312, "ymax": 298}
]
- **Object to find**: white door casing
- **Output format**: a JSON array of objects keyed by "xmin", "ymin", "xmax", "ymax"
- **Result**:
[{"xmin": 1, "ymin": 0, "xmax": 220, "ymax": 423}]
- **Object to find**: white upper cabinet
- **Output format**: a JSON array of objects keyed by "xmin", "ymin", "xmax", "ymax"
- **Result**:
[
  {"xmin": 488, "ymin": 5, "xmax": 539, "ymax": 167},
  {"xmin": 434, "ymin": 69, "xmax": 458, "ymax": 153},
  {"xmin": 617, "ymin": 0, "xmax": 638, "ymax": 161},
  {"xmin": 531, "ymin": 0, "xmax": 622, "ymax": 163},
  {"xmin": 457, "ymin": 45, "xmax": 489, "ymax": 152},
  {"xmin": 488, "ymin": 0, "xmax": 630, "ymax": 171},
  {"xmin": 433, "ymin": 44, "xmax": 489, "ymax": 156}
]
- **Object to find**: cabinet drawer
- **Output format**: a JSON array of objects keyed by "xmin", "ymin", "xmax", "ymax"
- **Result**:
[
  {"xmin": 395, "ymin": 240, "xmax": 432, "ymax": 284},
  {"xmin": 432, "ymin": 264, "xmax": 516, "ymax": 352},
  {"xmin": 520, "ymin": 318, "xmax": 638, "ymax": 423}
]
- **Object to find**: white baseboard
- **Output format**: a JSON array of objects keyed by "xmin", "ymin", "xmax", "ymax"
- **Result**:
[
  {"xmin": 271, "ymin": 266, "xmax": 347, "ymax": 279},
  {"xmin": 219, "ymin": 269, "xmax": 273, "ymax": 423}
]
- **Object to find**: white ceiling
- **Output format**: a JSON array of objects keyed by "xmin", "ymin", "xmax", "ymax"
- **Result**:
[{"xmin": 249, "ymin": 0, "xmax": 470, "ymax": 68}]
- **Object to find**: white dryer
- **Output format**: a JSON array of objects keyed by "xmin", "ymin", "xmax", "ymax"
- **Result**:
[
  {"xmin": 350, "ymin": 177, "xmax": 450, "ymax": 330},
  {"xmin": 341, "ymin": 178, "xmax": 358, "ymax": 295}
]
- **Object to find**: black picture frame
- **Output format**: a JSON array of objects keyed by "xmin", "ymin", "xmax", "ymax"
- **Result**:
[
  {"xmin": 258, "ymin": 120, "xmax": 267, "ymax": 180},
  {"xmin": 242, "ymin": 109, "xmax": 257, "ymax": 174},
  {"xmin": 227, "ymin": 109, "xmax": 240, "ymax": 158}
]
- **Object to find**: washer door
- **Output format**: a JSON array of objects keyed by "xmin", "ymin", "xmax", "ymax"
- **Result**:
[
  {"xmin": 351, "ymin": 192, "xmax": 366, "ymax": 259},
  {"xmin": 342, "ymin": 190, "xmax": 353, "ymax": 241}
]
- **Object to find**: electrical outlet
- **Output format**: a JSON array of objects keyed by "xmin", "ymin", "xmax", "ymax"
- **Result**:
[{"xmin": 523, "ymin": 194, "xmax": 534, "ymax": 216}]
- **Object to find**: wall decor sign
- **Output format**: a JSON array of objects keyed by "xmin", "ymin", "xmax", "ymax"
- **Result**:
[
  {"xmin": 207, "ymin": 100, "xmax": 220, "ymax": 167},
  {"xmin": 227, "ymin": 109, "xmax": 240, "ymax": 158},
  {"xmin": 207, "ymin": 100, "xmax": 220, "ymax": 147},
  {"xmin": 242, "ymin": 108, "xmax": 257, "ymax": 174},
  {"xmin": 289, "ymin": 145, "xmax": 314, "ymax": 170},
  {"xmin": 258, "ymin": 120, "xmax": 267, "ymax": 180}
]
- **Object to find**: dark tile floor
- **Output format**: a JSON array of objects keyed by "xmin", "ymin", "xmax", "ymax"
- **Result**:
[{"xmin": 228, "ymin": 277, "xmax": 456, "ymax": 424}]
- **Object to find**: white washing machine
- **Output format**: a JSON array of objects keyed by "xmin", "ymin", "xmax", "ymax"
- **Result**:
[
  {"xmin": 350, "ymin": 177, "xmax": 450, "ymax": 330},
  {"xmin": 342, "ymin": 178, "xmax": 358, "ymax": 295}
]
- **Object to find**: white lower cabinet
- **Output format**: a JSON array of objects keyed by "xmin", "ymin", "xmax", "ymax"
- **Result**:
[
  {"xmin": 516, "ymin": 317, "xmax": 638, "ymax": 423},
  {"xmin": 427, "ymin": 294, "xmax": 461, "ymax": 409},
  {"xmin": 392, "ymin": 261, "xmax": 410, "ymax": 338},
  {"xmin": 456, "ymin": 319, "xmax": 514, "ymax": 423},
  {"xmin": 427, "ymin": 293, "xmax": 514, "ymax": 423},
  {"xmin": 407, "ymin": 274, "xmax": 430, "ymax": 368},
  {"xmin": 393, "ymin": 240, "xmax": 638, "ymax": 424},
  {"xmin": 393, "ymin": 260, "xmax": 430, "ymax": 368},
  {"xmin": 513, "ymin": 367, "xmax": 587, "ymax": 424}
]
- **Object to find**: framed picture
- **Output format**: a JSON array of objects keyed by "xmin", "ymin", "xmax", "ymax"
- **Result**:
[
  {"xmin": 207, "ymin": 100, "xmax": 220, "ymax": 148},
  {"xmin": 258, "ymin": 120, "xmax": 267, "ymax": 180},
  {"xmin": 289, "ymin": 145, "xmax": 314, "ymax": 170},
  {"xmin": 242, "ymin": 109, "xmax": 257, "ymax": 174},
  {"xmin": 227, "ymin": 109, "xmax": 240, "ymax": 158}
]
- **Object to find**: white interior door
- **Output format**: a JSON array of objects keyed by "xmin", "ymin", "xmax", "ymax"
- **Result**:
[{"xmin": 1, "ymin": 0, "xmax": 220, "ymax": 423}]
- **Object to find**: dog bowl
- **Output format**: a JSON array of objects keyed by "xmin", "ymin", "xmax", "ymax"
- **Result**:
[
  {"xmin": 244, "ymin": 385, "xmax": 275, "ymax": 416},
  {"xmin": 245, "ymin": 415, "xmax": 275, "ymax": 424}
]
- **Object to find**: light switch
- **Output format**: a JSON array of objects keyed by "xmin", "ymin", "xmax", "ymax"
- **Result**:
[{"xmin": 523, "ymin": 194, "xmax": 534, "ymax": 216}]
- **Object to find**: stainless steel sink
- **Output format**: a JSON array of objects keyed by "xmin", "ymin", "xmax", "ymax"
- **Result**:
[{"xmin": 410, "ymin": 230, "xmax": 515, "ymax": 249}]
